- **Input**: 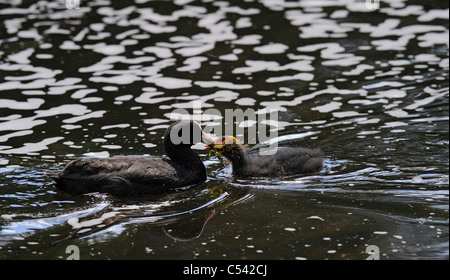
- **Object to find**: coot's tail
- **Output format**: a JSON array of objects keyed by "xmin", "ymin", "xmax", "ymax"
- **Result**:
[
  {"xmin": 302, "ymin": 157, "xmax": 323, "ymax": 173},
  {"xmin": 46, "ymin": 172, "xmax": 88, "ymax": 195}
]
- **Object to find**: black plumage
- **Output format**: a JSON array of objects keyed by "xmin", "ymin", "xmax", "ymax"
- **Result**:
[
  {"xmin": 210, "ymin": 136, "xmax": 323, "ymax": 177},
  {"xmin": 49, "ymin": 121, "xmax": 214, "ymax": 196}
]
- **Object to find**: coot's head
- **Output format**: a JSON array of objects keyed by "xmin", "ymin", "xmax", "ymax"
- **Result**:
[
  {"xmin": 164, "ymin": 120, "xmax": 215, "ymax": 155},
  {"xmin": 207, "ymin": 136, "xmax": 244, "ymax": 161}
]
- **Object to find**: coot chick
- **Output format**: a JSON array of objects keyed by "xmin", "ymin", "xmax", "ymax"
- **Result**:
[
  {"xmin": 209, "ymin": 136, "xmax": 323, "ymax": 177},
  {"xmin": 49, "ymin": 121, "xmax": 215, "ymax": 196}
]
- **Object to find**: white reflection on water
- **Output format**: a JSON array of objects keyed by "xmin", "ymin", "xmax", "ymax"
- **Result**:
[
  {"xmin": 0, "ymin": 0, "xmax": 448, "ymax": 259},
  {"xmin": 0, "ymin": 202, "xmax": 110, "ymax": 236}
]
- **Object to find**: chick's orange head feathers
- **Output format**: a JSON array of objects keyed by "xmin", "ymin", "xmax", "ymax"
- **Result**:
[{"xmin": 207, "ymin": 136, "xmax": 239, "ymax": 156}]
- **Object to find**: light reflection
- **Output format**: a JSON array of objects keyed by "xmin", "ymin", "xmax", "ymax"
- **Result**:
[{"xmin": 0, "ymin": 0, "xmax": 447, "ymax": 260}]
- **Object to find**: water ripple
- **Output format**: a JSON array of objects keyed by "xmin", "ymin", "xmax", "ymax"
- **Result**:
[{"xmin": 0, "ymin": 0, "xmax": 448, "ymax": 259}]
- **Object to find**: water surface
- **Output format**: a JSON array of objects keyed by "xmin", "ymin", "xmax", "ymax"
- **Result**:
[{"xmin": 0, "ymin": 0, "xmax": 448, "ymax": 259}]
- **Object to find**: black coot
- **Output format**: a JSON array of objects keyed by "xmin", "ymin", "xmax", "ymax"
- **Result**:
[
  {"xmin": 49, "ymin": 121, "xmax": 215, "ymax": 196},
  {"xmin": 209, "ymin": 136, "xmax": 323, "ymax": 177}
]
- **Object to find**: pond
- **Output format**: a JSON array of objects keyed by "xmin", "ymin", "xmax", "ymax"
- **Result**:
[{"xmin": 0, "ymin": 0, "xmax": 448, "ymax": 260}]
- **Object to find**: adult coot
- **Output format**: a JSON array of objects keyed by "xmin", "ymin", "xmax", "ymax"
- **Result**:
[
  {"xmin": 209, "ymin": 136, "xmax": 323, "ymax": 177},
  {"xmin": 49, "ymin": 121, "xmax": 215, "ymax": 196}
]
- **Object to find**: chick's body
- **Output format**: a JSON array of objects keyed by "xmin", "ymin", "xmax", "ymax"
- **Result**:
[{"xmin": 211, "ymin": 137, "xmax": 323, "ymax": 178}]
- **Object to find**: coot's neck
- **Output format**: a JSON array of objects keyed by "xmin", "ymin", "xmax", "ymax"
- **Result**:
[
  {"xmin": 162, "ymin": 120, "xmax": 207, "ymax": 181},
  {"xmin": 165, "ymin": 146, "xmax": 207, "ymax": 176},
  {"xmin": 167, "ymin": 147, "xmax": 200, "ymax": 166}
]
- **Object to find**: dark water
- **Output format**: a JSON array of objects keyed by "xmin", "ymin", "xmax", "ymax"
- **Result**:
[{"xmin": 0, "ymin": 0, "xmax": 448, "ymax": 260}]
